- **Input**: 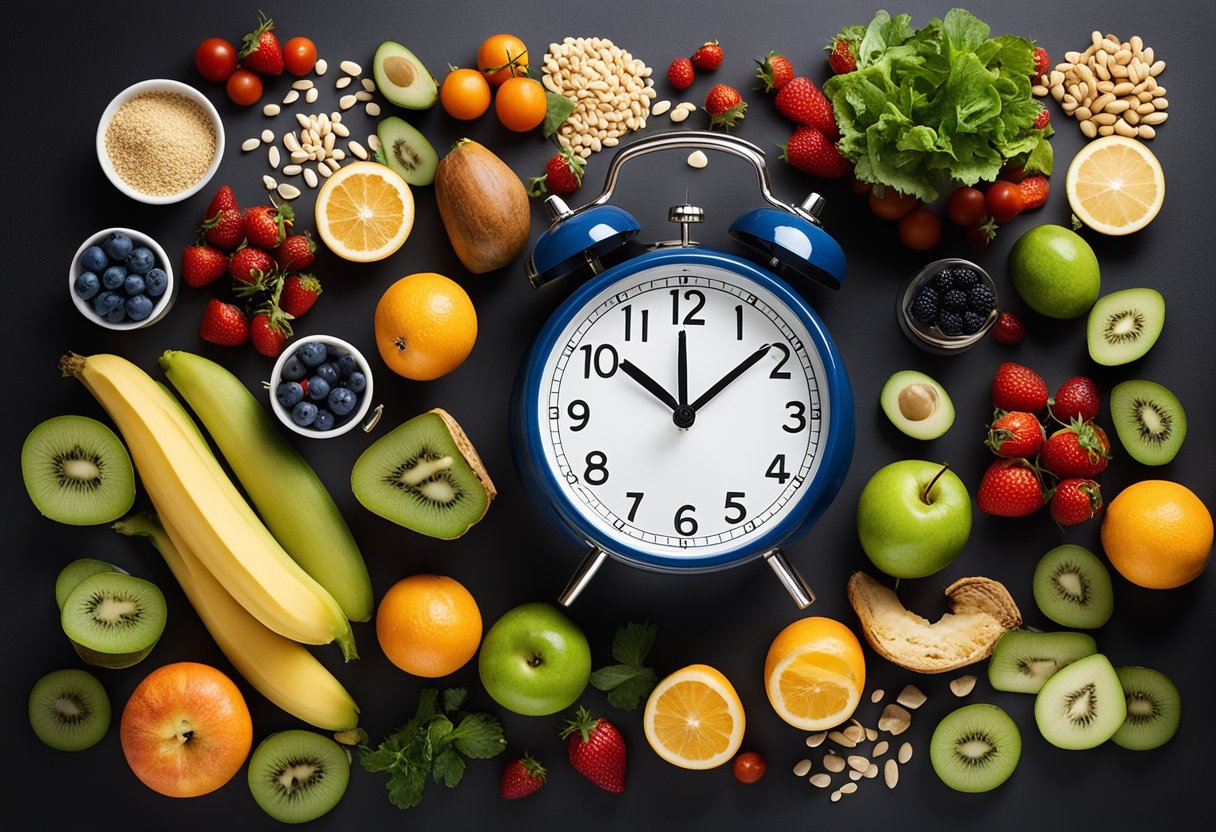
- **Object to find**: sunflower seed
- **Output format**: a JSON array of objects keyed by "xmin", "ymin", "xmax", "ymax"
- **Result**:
[
  {"xmin": 827, "ymin": 731, "xmax": 856, "ymax": 749},
  {"xmin": 870, "ymin": 689, "xmax": 886, "ymax": 704},
  {"xmin": 847, "ymin": 755, "xmax": 869, "ymax": 772},
  {"xmin": 241, "ymin": 138, "xmax": 261, "ymax": 152},
  {"xmin": 304, "ymin": 167, "xmax": 319, "ymax": 188},
  {"xmin": 262, "ymin": 175, "xmax": 277, "ymax": 190},
  {"xmin": 315, "ymin": 58, "xmax": 328, "ymax": 76},
  {"xmin": 282, "ymin": 164, "xmax": 302, "ymax": 175},
  {"xmin": 336, "ymin": 76, "xmax": 352, "ymax": 89},
  {"xmin": 885, "ymin": 759, "xmax": 899, "ymax": 788},
  {"xmin": 898, "ymin": 742, "xmax": 913, "ymax": 764},
  {"xmin": 805, "ymin": 732, "xmax": 827, "ymax": 748},
  {"xmin": 878, "ymin": 704, "xmax": 912, "ymax": 735},
  {"xmin": 340, "ymin": 60, "xmax": 362, "ymax": 76},
  {"xmin": 263, "ymin": 103, "xmax": 281, "ymax": 117},
  {"xmin": 277, "ymin": 183, "xmax": 301, "ymax": 200},
  {"xmin": 793, "ymin": 759, "xmax": 813, "ymax": 777},
  {"xmin": 896, "ymin": 685, "xmax": 927, "ymax": 710},
  {"xmin": 950, "ymin": 675, "xmax": 977, "ymax": 698},
  {"xmin": 822, "ymin": 754, "xmax": 846, "ymax": 773},
  {"xmin": 872, "ymin": 740, "xmax": 889, "ymax": 757},
  {"xmin": 268, "ymin": 146, "xmax": 281, "ymax": 168},
  {"xmin": 349, "ymin": 140, "xmax": 368, "ymax": 160},
  {"xmin": 809, "ymin": 773, "xmax": 832, "ymax": 788}
]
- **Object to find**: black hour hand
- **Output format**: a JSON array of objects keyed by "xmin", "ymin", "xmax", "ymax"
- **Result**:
[
  {"xmin": 689, "ymin": 343, "xmax": 773, "ymax": 412},
  {"xmin": 619, "ymin": 359, "xmax": 679, "ymax": 411}
]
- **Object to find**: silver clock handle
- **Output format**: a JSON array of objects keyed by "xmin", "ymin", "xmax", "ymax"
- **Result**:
[
  {"xmin": 764, "ymin": 549, "xmax": 816, "ymax": 609},
  {"xmin": 557, "ymin": 546, "xmax": 609, "ymax": 607}
]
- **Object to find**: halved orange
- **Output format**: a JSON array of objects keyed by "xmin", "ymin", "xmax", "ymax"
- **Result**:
[
  {"xmin": 1066, "ymin": 135, "xmax": 1165, "ymax": 235},
  {"xmin": 314, "ymin": 160, "xmax": 414, "ymax": 261},
  {"xmin": 764, "ymin": 616, "xmax": 865, "ymax": 730},
  {"xmin": 643, "ymin": 664, "xmax": 745, "ymax": 770}
]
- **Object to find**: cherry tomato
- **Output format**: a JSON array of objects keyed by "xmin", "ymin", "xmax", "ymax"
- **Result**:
[
  {"xmin": 225, "ymin": 69, "xmax": 264, "ymax": 107},
  {"xmin": 985, "ymin": 181, "xmax": 1025, "ymax": 223},
  {"xmin": 868, "ymin": 188, "xmax": 918, "ymax": 221},
  {"xmin": 732, "ymin": 752, "xmax": 767, "ymax": 784},
  {"xmin": 850, "ymin": 178, "xmax": 873, "ymax": 196},
  {"xmin": 440, "ymin": 68, "xmax": 492, "ymax": 120},
  {"xmin": 495, "ymin": 76, "xmax": 548, "ymax": 132},
  {"xmin": 477, "ymin": 33, "xmax": 529, "ymax": 86},
  {"xmin": 194, "ymin": 38, "xmax": 237, "ymax": 83},
  {"xmin": 282, "ymin": 37, "xmax": 318, "ymax": 76},
  {"xmin": 899, "ymin": 206, "xmax": 943, "ymax": 251},
  {"xmin": 947, "ymin": 187, "xmax": 986, "ymax": 226}
]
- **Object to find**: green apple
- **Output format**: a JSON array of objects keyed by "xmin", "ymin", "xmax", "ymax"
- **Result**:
[
  {"xmin": 478, "ymin": 602, "xmax": 591, "ymax": 716},
  {"xmin": 856, "ymin": 460, "xmax": 971, "ymax": 579},
  {"xmin": 1008, "ymin": 225, "xmax": 1101, "ymax": 319}
]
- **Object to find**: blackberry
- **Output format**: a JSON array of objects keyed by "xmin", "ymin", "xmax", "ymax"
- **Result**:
[
  {"xmin": 968, "ymin": 284, "xmax": 996, "ymax": 313},
  {"xmin": 937, "ymin": 311, "xmax": 965, "ymax": 336},
  {"xmin": 911, "ymin": 288, "xmax": 940, "ymax": 324},
  {"xmin": 963, "ymin": 310, "xmax": 988, "ymax": 334},
  {"xmin": 953, "ymin": 267, "xmax": 982, "ymax": 290},
  {"xmin": 943, "ymin": 289, "xmax": 969, "ymax": 312},
  {"xmin": 929, "ymin": 269, "xmax": 956, "ymax": 294}
]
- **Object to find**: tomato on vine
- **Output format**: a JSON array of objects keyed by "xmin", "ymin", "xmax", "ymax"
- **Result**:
[{"xmin": 478, "ymin": 34, "xmax": 529, "ymax": 86}]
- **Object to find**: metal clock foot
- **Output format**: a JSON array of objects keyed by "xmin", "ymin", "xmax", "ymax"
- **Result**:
[
  {"xmin": 764, "ymin": 548, "xmax": 815, "ymax": 609},
  {"xmin": 557, "ymin": 546, "xmax": 609, "ymax": 607}
]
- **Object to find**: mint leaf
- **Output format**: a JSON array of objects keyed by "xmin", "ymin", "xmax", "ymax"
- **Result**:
[
  {"xmin": 385, "ymin": 763, "xmax": 427, "ymax": 810},
  {"xmin": 450, "ymin": 712, "xmax": 506, "ymax": 758},
  {"xmin": 432, "ymin": 748, "xmax": 466, "ymax": 788},
  {"xmin": 589, "ymin": 664, "xmax": 642, "ymax": 690},
  {"xmin": 611, "ymin": 621, "xmax": 657, "ymax": 666},
  {"xmin": 591, "ymin": 622, "xmax": 659, "ymax": 711},
  {"xmin": 606, "ymin": 669, "xmax": 659, "ymax": 711},
  {"xmin": 426, "ymin": 715, "xmax": 453, "ymax": 757},
  {"xmin": 543, "ymin": 92, "xmax": 575, "ymax": 138},
  {"xmin": 442, "ymin": 688, "xmax": 469, "ymax": 714}
]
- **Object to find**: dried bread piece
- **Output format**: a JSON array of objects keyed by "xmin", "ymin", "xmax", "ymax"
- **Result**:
[{"xmin": 847, "ymin": 572, "xmax": 1022, "ymax": 674}]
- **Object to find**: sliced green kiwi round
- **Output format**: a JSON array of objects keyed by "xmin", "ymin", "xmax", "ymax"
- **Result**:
[
  {"xmin": 1032, "ymin": 545, "xmax": 1114, "ymax": 629},
  {"xmin": 1111, "ymin": 666, "xmax": 1181, "ymax": 750},
  {"xmin": 60, "ymin": 571, "xmax": 166, "ymax": 669},
  {"xmin": 248, "ymin": 729, "xmax": 351, "ymax": 823},
  {"xmin": 1086, "ymin": 287, "xmax": 1165, "ymax": 366},
  {"xmin": 28, "ymin": 668, "xmax": 111, "ymax": 751},
  {"xmin": 54, "ymin": 558, "xmax": 126, "ymax": 612},
  {"xmin": 21, "ymin": 415, "xmax": 135, "ymax": 526},
  {"xmin": 988, "ymin": 629, "xmax": 1098, "ymax": 694},
  {"xmin": 376, "ymin": 116, "xmax": 439, "ymax": 186},
  {"xmin": 930, "ymin": 703, "xmax": 1021, "ymax": 793},
  {"xmin": 352, "ymin": 408, "xmax": 495, "ymax": 539},
  {"xmin": 1034, "ymin": 653, "xmax": 1126, "ymax": 749},
  {"xmin": 1109, "ymin": 379, "xmax": 1187, "ymax": 465}
]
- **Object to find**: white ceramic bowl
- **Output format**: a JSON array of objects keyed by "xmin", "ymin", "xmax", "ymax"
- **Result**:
[
  {"xmin": 897, "ymin": 257, "xmax": 998, "ymax": 354},
  {"xmin": 96, "ymin": 79, "xmax": 224, "ymax": 204},
  {"xmin": 269, "ymin": 335, "xmax": 375, "ymax": 439},
  {"xmin": 69, "ymin": 227, "xmax": 177, "ymax": 331}
]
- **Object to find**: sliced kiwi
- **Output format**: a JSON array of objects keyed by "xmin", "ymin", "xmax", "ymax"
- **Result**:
[
  {"xmin": 1086, "ymin": 287, "xmax": 1165, "ymax": 366},
  {"xmin": 1109, "ymin": 379, "xmax": 1187, "ymax": 465},
  {"xmin": 54, "ymin": 558, "xmax": 127, "ymax": 611},
  {"xmin": 1111, "ymin": 666, "xmax": 1181, "ymax": 750},
  {"xmin": 988, "ymin": 629, "xmax": 1098, "ymax": 693},
  {"xmin": 60, "ymin": 571, "xmax": 166, "ymax": 669},
  {"xmin": 248, "ymin": 730, "xmax": 351, "ymax": 823},
  {"xmin": 21, "ymin": 415, "xmax": 135, "ymax": 526},
  {"xmin": 28, "ymin": 668, "xmax": 111, "ymax": 751},
  {"xmin": 1034, "ymin": 652, "xmax": 1126, "ymax": 749},
  {"xmin": 880, "ymin": 370, "xmax": 954, "ymax": 440},
  {"xmin": 1032, "ymin": 545, "xmax": 1114, "ymax": 629},
  {"xmin": 351, "ymin": 408, "xmax": 496, "ymax": 539},
  {"xmin": 929, "ymin": 703, "xmax": 1021, "ymax": 793},
  {"xmin": 377, "ymin": 116, "xmax": 439, "ymax": 186}
]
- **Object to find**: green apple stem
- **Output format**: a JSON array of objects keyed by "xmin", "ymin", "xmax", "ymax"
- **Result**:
[{"xmin": 922, "ymin": 463, "xmax": 951, "ymax": 504}]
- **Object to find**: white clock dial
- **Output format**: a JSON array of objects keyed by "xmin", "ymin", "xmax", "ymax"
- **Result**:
[{"xmin": 538, "ymin": 262, "xmax": 829, "ymax": 560}]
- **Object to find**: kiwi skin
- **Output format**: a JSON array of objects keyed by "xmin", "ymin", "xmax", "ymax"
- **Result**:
[
  {"xmin": 1111, "ymin": 666, "xmax": 1181, "ymax": 751},
  {"xmin": 1110, "ymin": 379, "xmax": 1187, "ymax": 466},
  {"xmin": 21, "ymin": 415, "xmax": 135, "ymax": 526},
  {"xmin": 28, "ymin": 668, "xmax": 111, "ymax": 751},
  {"xmin": 930, "ymin": 703, "xmax": 1022, "ymax": 793},
  {"xmin": 1032, "ymin": 545, "xmax": 1114, "ymax": 629},
  {"xmin": 248, "ymin": 729, "xmax": 351, "ymax": 823}
]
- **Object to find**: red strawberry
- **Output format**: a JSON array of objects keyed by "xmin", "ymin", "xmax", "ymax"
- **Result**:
[
  {"xmin": 1052, "ymin": 376, "xmax": 1101, "ymax": 424},
  {"xmin": 1033, "ymin": 108, "xmax": 1051, "ymax": 130},
  {"xmin": 499, "ymin": 754, "xmax": 546, "ymax": 800},
  {"xmin": 986, "ymin": 410, "xmax": 1046, "ymax": 458},
  {"xmin": 181, "ymin": 244, "xmax": 230, "ymax": 288},
  {"xmin": 239, "ymin": 12, "xmax": 283, "ymax": 76},
  {"xmin": 280, "ymin": 273, "xmax": 322, "ymax": 317},
  {"xmin": 774, "ymin": 77, "xmax": 837, "ymax": 137},
  {"xmin": 755, "ymin": 51, "xmax": 794, "ymax": 91},
  {"xmin": 244, "ymin": 202, "xmax": 293, "ymax": 249},
  {"xmin": 992, "ymin": 362, "xmax": 1049, "ymax": 413},
  {"xmin": 667, "ymin": 57, "xmax": 695, "ymax": 90},
  {"xmin": 1032, "ymin": 46, "xmax": 1051, "ymax": 79},
  {"xmin": 690, "ymin": 40, "xmax": 723, "ymax": 71},
  {"xmin": 1040, "ymin": 422, "xmax": 1111, "ymax": 479},
  {"xmin": 966, "ymin": 216, "xmax": 998, "ymax": 250},
  {"xmin": 1051, "ymin": 478, "xmax": 1104, "ymax": 526},
  {"xmin": 205, "ymin": 184, "xmax": 239, "ymax": 217},
  {"xmin": 781, "ymin": 125, "xmax": 852, "ymax": 179},
  {"xmin": 977, "ymin": 458, "xmax": 1045, "ymax": 517},
  {"xmin": 704, "ymin": 84, "xmax": 747, "ymax": 129},
  {"xmin": 275, "ymin": 232, "xmax": 316, "ymax": 271},
  {"xmin": 229, "ymin": 245, "xmax": 276, "ymax": 287},
  {"xmin": 202, "ymin": 207, "xmax": 245, "ymax": 250},
  {"xmin": 199, "ymin": 298, "xmax": 249, "ymax": 346},
  {"xmin": 560, "ymin": 708, "xmax": 625, "ymax": 794},
  {"xmin": 990, "ymin": 311, "xmax": 1026, "ymax": 345},
  {"xmin": 250, "ymin": 309, "xmax": 292, "ymax": 357},
  {"xmin": 827, "ymin": 39, "xmax": 857, "ymax": 75},
  {"xmin": 528, "ymin": 147, "xmax": 585, "ymax": 197},
  {"xmin": 1018, "ymin": 175, "xmax": 1050, "ymax": 210}
]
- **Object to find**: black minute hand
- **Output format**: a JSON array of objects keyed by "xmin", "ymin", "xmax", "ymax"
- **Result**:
[
  {"xmin": 619, "ymin": 359, "xmax": 679, "ymax": 411},
  {"xmin": 689, "ymin": 343, "xmax": 774, "ymax": 412}
]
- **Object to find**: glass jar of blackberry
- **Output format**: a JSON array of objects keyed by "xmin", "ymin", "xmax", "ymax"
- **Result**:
[{"xmin": 898, "ymin": 258, "xmax": 998, "ymax": 353}]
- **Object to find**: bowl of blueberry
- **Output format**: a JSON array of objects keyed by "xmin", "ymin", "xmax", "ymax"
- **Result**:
[
  {"xmin": 270, "ymin": 335, "xmax": 374, "ymax": 438},
  {"xmin": 898, "ymin": 258, "xmax": 998, "ymax": 354},
  {"xmin": 69, "ymin": 227, "xmax": 176, "ymax": 330}
]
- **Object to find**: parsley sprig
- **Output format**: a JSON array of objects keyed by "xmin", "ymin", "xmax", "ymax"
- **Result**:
[{"xmin": 589, "ymin": 622, "xmax": 659, "ymax": 710}]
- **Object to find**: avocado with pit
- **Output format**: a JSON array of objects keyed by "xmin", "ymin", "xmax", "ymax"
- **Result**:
[
  {"xmin": 373, "ymin": 41, "xmax": 438, "ymax": 110},
  {"xmin": 880, "ymin": 370, "xmax": 955, "ymax": 440}
]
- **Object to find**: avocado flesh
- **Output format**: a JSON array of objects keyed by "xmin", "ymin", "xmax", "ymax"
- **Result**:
[{"xmin": 373, "ymin": 41, "xmax": 438, "ymax": 109}]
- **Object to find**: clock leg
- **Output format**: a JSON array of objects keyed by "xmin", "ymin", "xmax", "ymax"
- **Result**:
[
  {"xmin": 557, "ymin": 546, "xmax": 609, "ymax": 607},
  {"xmin": 763, "ymin": 549, "xmax": 816, "ymax": 609}
]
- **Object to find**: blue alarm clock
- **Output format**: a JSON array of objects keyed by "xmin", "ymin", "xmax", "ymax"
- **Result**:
[{"xmin": 511, "ymin": 132, "xmax": 854, "ymax": 608}]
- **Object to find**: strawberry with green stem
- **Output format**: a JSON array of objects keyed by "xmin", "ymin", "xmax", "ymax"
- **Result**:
[
  {"xmin": 199, "ymin": 298, "xmax": 249, "ymax": 347},
  {"xmin": 1051, "ymin": 478, "xmax": 1104, "ymax": 526},
  {"xmin": 691, "ymin": 40, "xmax": 723, "ymax": 71},
  {"xmin": 499, "ymin": 754, "xmax": 546, "ymax": 800},
  {"xmin": 825, "ymin": 25, "xmax": 864, "ymax": 75},
  {"xmin": 250, "ymin": 269, "xmax": 293, "ymax": 357},
  {"xmin": 280, "ymin": 273, "xmax": 321, "ymax": 318},
  {"xmin": 774, "ymin": 77, "xmax": 838, "ymax": 137},
  {"xmin": 704, "ymin": 84, "xmax": 746, "ymax": 129},
  {"xmin": 755, "ymin": 51, "xmax": 794, "ymax": 92},
  {"xmin": 781, "ymin": 125, "xmax": 852, "ymax": 179},
  {"xmin": 528, "ymin": 146, "xmax": 585, "ymax": 197},
  {"xmin": 986, "ymin": 410, "xmax": 1046, "ymax": 458},
  {"xmin": 240, "ymin": 11, "xmax": 284, "ymax": 76},
  {"xmin": 560, "ymin": 708, "xmax": 626, "ymax": 794},
  {"xmin": 977, "ymin": 458, "xmax": 1045, "ymax": 517},
  {"xmin": 276, "ymin": 231, "xmax": 316, "ymax": 271},
  {"xmin": 1040, "ymin": 420, "xmax": 1111, "ymax": 479},
  {"xmin": 244, "ymin": 199, "xmax": 294, "ymax": 250}
]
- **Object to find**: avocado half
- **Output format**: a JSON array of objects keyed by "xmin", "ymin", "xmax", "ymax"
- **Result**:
[
  {"xmin": 880, "ymin": 370, "xmax": 955, "ymax": 440},
  {"xmin": 373, "ymin": 41, "xmax": 438, "ymax": 110}
]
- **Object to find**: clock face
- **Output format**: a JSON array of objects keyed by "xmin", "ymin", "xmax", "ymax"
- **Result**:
[{"xmin": 536, "ymin": 261, "xmax": 830, "ymax": 562}]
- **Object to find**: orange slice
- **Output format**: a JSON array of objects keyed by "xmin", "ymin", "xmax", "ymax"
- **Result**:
[
  {"xmin": 314, "ymin": 160, "xmax": 414, "ymax": 261},
  {"xmin": 1066, "ymin": 135, "xmax": 1165, "ymax": 235},
  {"xmin": 643, "ymin": 664, "xmax": 745, "ymax": 770},
  {"xmin": 764, "ymin": 616, "xmax": 865, "ymax": 730}
]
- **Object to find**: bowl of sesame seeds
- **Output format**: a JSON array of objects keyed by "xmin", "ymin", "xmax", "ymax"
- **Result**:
[{"xmin": 96, "ymin": 79, "xmax": 224, "ymax": 204}]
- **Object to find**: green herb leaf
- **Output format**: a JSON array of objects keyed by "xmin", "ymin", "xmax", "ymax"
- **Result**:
[
  {"xmin": 612, "ymin": 621, "xmax": 657, "ymax": 666},
  {"xmin": 543, "ymin": 92, "xmax": 576, "ymax": 138},
  {"xmin": 385, "ymin": 763, "xmax": 427, "ymax": 810},
  {"xmin": 442, "ymin": 688, "xmax": 469, "ymax": 714},
  {"xmin": 432, "ymin": 748, "xmax": 466, "ymax": 788},
  {"xmin": 605, "ymin": 669, "xmax": 659, "ymax": 711},
  {"xmin": 450, "ymin": 712, "xmax": 507, "ymax": 758},
  {"xmin": 590, "ymin": 622, "xmax": 659, "ymax": 711}
]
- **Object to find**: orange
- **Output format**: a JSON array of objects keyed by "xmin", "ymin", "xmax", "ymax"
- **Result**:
[
  {"xmin": 643, "ymin": 664, "xmax": 745, "ymax": 770},
  {"xmin": 375, "ymin": 574, "xmax": 482, "ymax": 677},
  {"xmin": 1101, "ymin": 480, "xmax": 1212, "ymax": 589},
  {"xmin": 495, "ymin": 77, "xmax": 547, "ymax": 132},
  {"xmin": 1066, "ymin": 135, "xmax": 1165, "ymax": 235},
  {"xmin": 440, "ymin": 68, "xmax": 492, "ymax": 120},
  {"xmin": 314, "ymin": 160, "xmax": 414, "ymax": 262},
  {"xmin": 764, "ymin": 616, "xmax": 865, "ymax": 731},
  {"xmin": 374, "ymin": 272, "xmax": 477, "ymax": 380}
]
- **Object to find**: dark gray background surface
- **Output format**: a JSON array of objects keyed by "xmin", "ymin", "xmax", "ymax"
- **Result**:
[{"xmin": 5, "ymin": 1, "xmax": 1213, "ymax": 828}]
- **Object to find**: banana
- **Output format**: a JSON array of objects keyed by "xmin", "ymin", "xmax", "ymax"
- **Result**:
[
  {"xmin": 115, "ymin": 513, "xmax": 359, "ymax": 731},
  {"xmin": 160, "ymin": 350, "xmax": 373, "ymax": 622},
  {"xmin": 61, "ymin": 353, "xmax": 357, "ymax": 660}
]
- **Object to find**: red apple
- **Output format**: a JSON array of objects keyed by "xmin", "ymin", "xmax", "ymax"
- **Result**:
[{"xmin": 120, "ymin": 662, "xmax": 253, "ymax": 798}]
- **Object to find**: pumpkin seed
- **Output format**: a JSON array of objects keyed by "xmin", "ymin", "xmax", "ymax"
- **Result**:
[
  {"xmin": 340, "ymin": 60, "xmax": 362, "ymax": 76},
  {"xmin": 315, "ymin": 58, "xmax": 328, "ymax": 76},
  {"xmin": 872, "ymin": 740, "xmax": 889, "ymax": 757},
  {"xmin": 827, "ymin": 731, "xmax": 856, "ymax": 749},
  {"xmin": 284, "ymin": 90, "xmax": 300, "ymax": 105},
  {"xmin": 362, "ymin": 78, "xmax": 376, "ymax": 92},
  {"xmin": 805, "ymin": 732, "xmax": 827, "ymax": 748},
  {"xmin": 848, "ymin": 769, "xmax": 863, "ymax": 781},
  {"xmin": 282, "ymin": 164, "xmax": 302, "ymax": 175},
  {"xmin": 878, "ymin": 704, "xmax": 911, "ymax": 735},
  {"xmin": 809, "ymin": 773, "xmax": 832, "ymax": 788},
  {"xmin": 822, "ymin": 754, "xmax": 846, "ymax": 773},
  {"xmin": 896, "ymin": 685, "xmax": 926, "ymax": 709},
  {"xmin": 870, "ymin": 689, "xmax": 885, "ymax": 704},
  {"xmin": 292, "ymin": 79, "xmax": 314, "ymax": 91},
  {"xmin": 651, "ymin": 100, "xmax": 672, "ymax": 116},
  {"xmin": 262, "ymin": 175, "xmax": 277, "ymax": 190},
  {"xmin": 864, "ymin": 763, "xmax": 879, "ymax": 779},
  {"xmin": 241, "ymin": 138, "xmax": 261, "ymax": 152},
  {"xmin": 263, "ymin": 103, "xmax": 281, "ymax": 117},
  {"xmin": 830, "ymin": 791, "xmax": 842, "ymax": 803},
  {"xmin": 898, "ymin": 742, "xmax": 913, "ymax": 764},
  {"xmin": 884, "ymin": 759, "xmax": 899, "ymax": 788},
  {"xmin": 268, "ymin": 146, "xmax": 280, "ymax": 168},
  {"xmin": 339, "ymin": 95, "xmax": 357, "ymax": 110},
  {"xmin": 305, "ymin": 88, "xmax": 319, "ymax": 104},
  {"xmin": 847, "ymin": 755, "xmax": 869, "ymax": 772},
  {"xmin": 365, "ymin": 102, "xmax": 382, "ymax": 117},
  {"xmin": 949, "ymin": 675, "xmax": 977, "ymax": 697},
  {"xmin": 793, "ymin": 759, "xmax": 813, "ymax": 777},
  {"xmin": 336, "ymin": 76, "xmax": 352, "ymax": 89},
  {"xmin": 277, "ymin": 183, "xmax": 301, "ymax": 200},
  {"xmin": 840, "ymin": 782, "xmax": 858, "ymax": 794},
  {"xmin": 348, "ymin": 140, "xmax": 368, "ymax": 160},
  {"xmin": 304, "ymin": 168, "xmax": 319, "ymax": 188}
]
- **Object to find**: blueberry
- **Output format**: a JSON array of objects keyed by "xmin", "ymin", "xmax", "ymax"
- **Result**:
[
  {"xmin": 144, "ymin": 268, "xmax": 168, "ymax": 298},
  {"xmin": 75, "ymin": 272, "xmax": 101, "ymax": 301},
  {"xmin": 281, "ymin": 355, "xmax": 307, "ymax": 381},
  {"xmin": 335, "ymin": 354, "xmax": 357, "ymax": 377},
  {"xmin": 126, "ymin": 294, "xmax": 154, "ymax": 322},
  {"xmin": 297, "ymin": 341, "xmax": 329, "ymax": 367},
  {"xmin": 102, "ymin": 232, "xmax": 133, "ymax": 261},
  {"xmin": 942, "ymin": 289, "xmax": 968, "ymax": 312},
  {"xmin": 962, "ymin": 310, "xmax": 988, "ymax": 335},
  {"xmin": 328, "ymin": 386, "xmax": 357, "ymax": 416},
  {"xmin": 968, "ymin": 284, "xmax": 996, "ymax": 314},
  {"xmin": 316, "ymin": 362, "xmax": 340, "ymax": 386},
  {"xmin": 93, "ymin": 291, "xmax": 123, "ymax": 316},
  {"xmin": 306, "ymin": 376, "xmax": 331, "ymax": 401},
  {"xmin": 123, "ymin": 274, "xmax": 145, "ymax": 296},
  {"xmin": 102, "ymin": 264, "xmax": 128, "ymax": 290},
  {"xmin": 276, "ymin": 381, "xmax": 305, "ymax": 408},
  {"xmin": 910, "ymin": 287, "xmax": 939, "ymax": 324},
  {"xmin": 105, "ymin": 304, "xmax": 128, "ymax": 323},
  {"xmin": 347, "ymin": 371, "xmax": 366, "ymax": 393},
  {"xmin": 80, "ymin": 245, "xmax": 108, "ymax": 273},
  {"xmin": 126, "ymin": 246, "xmax": 156, "ymax": 275},
  {"xmin": 313, "ymin": 409, "xmax": 335, "ymax": 431},
  {"xmin": 291, "ymin": 401, "xmax": 318, "ymax": 427}
]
